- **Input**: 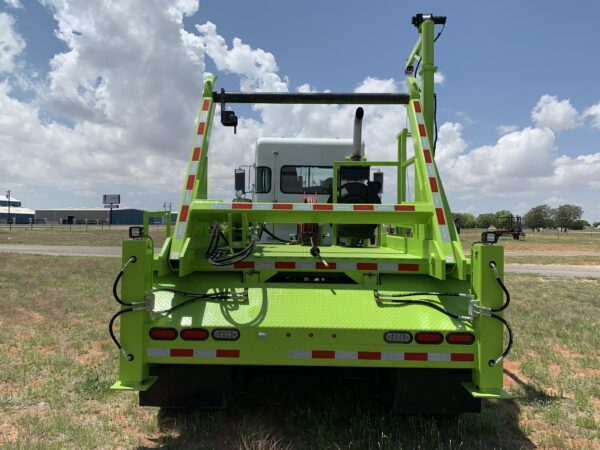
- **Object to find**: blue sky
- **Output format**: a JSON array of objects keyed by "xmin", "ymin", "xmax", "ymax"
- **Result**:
[{"xmin": 1, "ymin": 0, "xmax": 599, "ymax": 221}]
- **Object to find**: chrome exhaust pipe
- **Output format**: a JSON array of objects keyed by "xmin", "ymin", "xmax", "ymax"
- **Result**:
[{"xmin": 352, "ymin": 107, "xmax": 364, "ymax": 160}]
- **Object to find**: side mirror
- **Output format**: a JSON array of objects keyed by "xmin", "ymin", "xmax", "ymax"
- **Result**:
[
  {"xmin": 235, "ymin": 169, "xmax": 246, "ymax": 193},
  {"xmin": 373, "ymin": 171, "xmax": 384, "ymax": 193}
]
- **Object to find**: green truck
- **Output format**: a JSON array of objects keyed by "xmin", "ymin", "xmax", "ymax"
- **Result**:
[{"xmin": 110, "ymin": 13, "xmax": 512, "ymax": 413}]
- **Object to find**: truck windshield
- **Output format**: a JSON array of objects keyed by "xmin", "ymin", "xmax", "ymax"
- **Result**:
[{"xmin": 280, "ymin": 165, "xmax": 332, "ymax": 194}]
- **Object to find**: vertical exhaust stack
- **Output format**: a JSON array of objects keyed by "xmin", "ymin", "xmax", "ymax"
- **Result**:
[{"xmin": 352, "ymin": 107, "xmax": 364, "ymax": 160}]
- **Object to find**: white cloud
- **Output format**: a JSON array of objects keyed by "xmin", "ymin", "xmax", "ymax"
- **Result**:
[
  {"xmin": 0, "ymin": 12, "xmax": 25, "ymax": 74},
  {"xmin": 496, "ymin": 124, "xmax": 518, "ymax": 135},
  {"xmin": 531, "ymin": 94, "xmax": 579, "ymax": 131},
  {"xmin": 434, "ymin": 72, "xmax": 445, "ymax": 85},
  {"xmin": 583, "ymin": 102, "xmax": 600, "ymax": 129},
  {"xmin": 2, "ymin": 0, "xmax": 22, "ymax": 8}
]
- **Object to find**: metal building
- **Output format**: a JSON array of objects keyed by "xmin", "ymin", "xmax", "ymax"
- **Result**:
[{"xmin": 34, "ymin": 207, "xmax": 151, "ymax": 225}]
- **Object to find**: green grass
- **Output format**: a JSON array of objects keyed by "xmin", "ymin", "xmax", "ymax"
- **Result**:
[
  {"xmin": 0, "ymin": 225, "xmax": 167, "ymax": 247},
  {"xmin": 0, "ymin": 255, "xmax": 598, "ymax": 448}
]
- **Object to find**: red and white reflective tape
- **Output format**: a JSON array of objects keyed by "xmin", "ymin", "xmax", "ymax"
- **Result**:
[
  {"xmin": 176, "ymin": 99, "xmax": 211, "ymax": 240},
  {"xmin": 229, "ymin": 261, "xmax": 420, "ymax": 272},
  {"xmin": 148, "ymin": 348, "xmax": 240, "ymax": 358},
  {"xmin": 289, "ymin": 350, "xmax": 473, "ymax": 362},
  {"xmin": 413, "ymin": 101, "xmax": 450, "ymax": 243},
  {"xmin": 211, "ymin": 203, "xmax": 415, "ymax": 212}
]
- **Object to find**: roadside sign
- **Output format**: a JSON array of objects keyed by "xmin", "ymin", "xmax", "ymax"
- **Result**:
[
  {"xmin": 104, "ymin": 205, "xmax": 120, "ymax": 208},
  {"xmin": 103, "ymin": 194, "xmax": 120, "ymax": 204}
]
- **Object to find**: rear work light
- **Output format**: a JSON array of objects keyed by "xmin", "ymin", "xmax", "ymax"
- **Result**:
[
  {"xmin": 212, "ymin": 328, "xmax": 240, "ymax": 341},
  {"xmin": 180, "ymin": 328, "xmax": 209, "ymax": 341},
  {"xmin": 415, "ymin": 332, "xmax": 444, "ymax": 344},
  {"xmin": 149, "ymin": 327, "xmax": 177, "ymax": 340},
  {"xmin": 446, "ymin": 332, "xmax": 475, "ymax": 345},
  {"xmin": 384, "ymin": 331, "xmax": 412, "ymax": 344}
]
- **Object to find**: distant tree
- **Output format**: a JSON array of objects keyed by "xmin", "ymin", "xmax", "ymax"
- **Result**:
[
  {"xmin": 571, "ymin": 219, "xmax": 589, "ymax": 230},
  {"xmin": 554, "ymin": 204, "xmax": 583, "ymax": 231},
  {"xmin": 453, "ymin": 213, "xmax": 477, "ymax": 228},
  {"xmin": 594, "ymin": 221, "xmax": 600, "ymax": 228},
  {"xmin": 494, "ymin": 210, "xmax": 513, "ymax": 228},
  {"xmin": 523, "ymin": 204, "xmax": 554, "ymax": 230},
  {"xmin": 476, "ymin": 212, "xmax": 497, "ymax": 229}
]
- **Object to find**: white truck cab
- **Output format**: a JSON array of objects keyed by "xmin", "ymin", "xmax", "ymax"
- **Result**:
[{"xmin": 254, "ymin": 137, "xmax": 354, "ymax": 242}]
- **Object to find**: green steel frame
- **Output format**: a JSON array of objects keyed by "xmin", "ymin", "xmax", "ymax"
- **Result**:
[{"xmin": 111, "ymin": 15, "xmax": 509, "ymax": 401}]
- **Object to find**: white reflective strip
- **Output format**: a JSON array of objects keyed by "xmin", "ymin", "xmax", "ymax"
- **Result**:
[
  {"xmin": 255, "ymin": 261, "xmax": 274, "ymax": 269},
  {"xmin": 374, "ymin": 205, "xmax": 394, "ymax": 211},
  {"xmin": 293, "ymin": 204, "xmax": 312, "ymax": 210},
  {"xmin": 432, "ymin": 192, "xmax": 442, "ymax": 208},
  {"xmin": 211, "ymin": 203, "xmax": 229, "ymax": 209},
  {"xmin": 415, "ymin": 112, "xmax": 424, "ymax": 123},
  {"xmin": 295, "ymin": 261, "xmax": 315, "ymax": 270},
  {"xmin": 147, "ymin": 348, "xmax": 170, "ymax": 357},
  {"xmin": 381, "ymin": 352, "xmax": 404, "ymax": 361},
  {"xmin": 200, "ymin": 111, "xmax": 208, "ymax": 122},
  {"xmin": 194, "ymin": 349, "xmax": 216, "ymax": 358},
  {"xmin": 335, "ymin": 262, "xmax": 355, "ymax": 271},
  {"xmin": 252, "ymin": 203, "xmax": 271, "ymax": 210},
  {"xmin": 439, "ymin": 224, "xmax": 450, "ymax": 242},
  {"xmin": 333, "ymin": 204, "xmax": 352, "ymax": 211},
  {"xmin": 190, "ymin": 161, "xmax": 198, "ymax": 174},
  {"xmin": 196, "ymin": 135, "xmax": 203, "ymax": 146},
  {"xmin": 378, "ymin": 263, "xmax": 398, "ymax": 271},
  {"xmin": 289, "ymin": 350, "xmax": 311, "ymax": 359},
  {"xmin": 184, "ymin": 190, "xmax": 192, "ymax": 205},
  {"xmin": 426, "ymin": 165, "xmax": 435, "ymax": 177},
  {"xmin": 421, "ymin": 137, "xmax": 429, "ymax": 149},
  {"xmin": 335, "ymin": 351, "xmax": 358, "ymax": 360},
  {"xmin": 428, "ymin": 353, "xmax": 451, "ymax": 362},
  {"xmin": 176, "ymin": 223, "xmax": 185, "ymax": 239}
]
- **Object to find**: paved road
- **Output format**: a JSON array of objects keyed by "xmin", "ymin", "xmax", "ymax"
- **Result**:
[{"xmin": 2, "ymin": 244, "xmax": 599, "ymax": 278}]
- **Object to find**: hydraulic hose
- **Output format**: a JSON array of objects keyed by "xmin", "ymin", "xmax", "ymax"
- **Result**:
[
  {"xmin": 488, "ymin": 313, "xmax": 513, "ymax": 367},
  {"xmin": 112, "ymin": 256, "xmax": 137, "ymax": 306},
  {"xmin": 108, "ymin": 308, "xmax": 134, "ymax": 361},
  {"xmin": 489, "ymin": 261, "xmax": 510, "ymax": 312}
]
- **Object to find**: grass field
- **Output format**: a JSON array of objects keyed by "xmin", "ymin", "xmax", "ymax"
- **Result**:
[
  {"xmin": 0, "ymin": 225, "xmax": 168, "ymax": 247},
  {"xmin": 0, "ymin": 254, "xmax": 598, "ymax": 449}
]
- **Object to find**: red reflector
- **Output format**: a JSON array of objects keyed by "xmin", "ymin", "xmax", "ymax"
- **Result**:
[
  {"xmin": 316, "ymin": 262, "xmax": 336, "ymax": 270},
  {"xmin": 358, "ymin": 351, "xmax": 381, "ymax": 360},
  {"xmin": 404, "ymin": 352, "xmax": 427, "ymax": 361},
  {"xmin": 446, "ymin": 332, "xmax": 475, "ymax": 345},
  {"xmin": 398, "ymin": 264, "xmax": 419, "ymax": 272},
  {"xmin": 233, "ymin": 261, "xmax": 254, "ymax": 269},
  {"xmin": 451, "ymin": 353, "xmax": 474, "ymax": 362},
  {"xmin": 180, "ymin": 328, "xmax": 209, "ymax": 341},
  {"xmin": 275, "ymin": 261, "xmax": 295, "ymax": 269},
  {"xmin": 272, "ymin": 203, "xmax": 293, "ymax": 210},
  {"xmin": 415, "ymin": 332, "xmax": 444, "ymax": 344},
  {"xmin": 312, "ymin": 350, "xmax": 335, "ymax": 359},
  {"xmin": 149, "ymin": 328, "xmax": 177, "ymax": 340},
  {"xmin": 313, "ymin": 204, "xmax": 333, "ymax": 210},
  {"xmin": 216, "ymin": 349, "xmax": 240, "ymax": 358},
  {"xmin": 170, "ymin": 348, "xmax": 193, "ymax": 357},
  {"xmin": 357, "ymin": 263, "xmax": 378, "ymax": 271}
]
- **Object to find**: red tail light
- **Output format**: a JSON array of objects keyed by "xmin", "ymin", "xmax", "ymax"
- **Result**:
[
  {"xmin": 446, "ymin": 332, "xmax": 475, "ymax": 345},
  {"xmin": 180, "ymin": 328, "xmax": 209, "ymax": 341},
  {"xmin": 149, "ymin": 327, "xmax": 177, "ymax": 340},
  {"xmin": 415, "ymin": 332, "xmax": 443, "ymax": 344}
]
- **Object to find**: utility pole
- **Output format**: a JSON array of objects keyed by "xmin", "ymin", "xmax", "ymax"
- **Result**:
[{"xmin": 5, "ymin": 189, "xmax": 10, "ymax": 229}]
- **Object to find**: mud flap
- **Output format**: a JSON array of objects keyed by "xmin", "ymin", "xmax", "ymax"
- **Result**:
[{"xmin": 392, "ymin": 369, "xmax": 481, "ymax": 413}]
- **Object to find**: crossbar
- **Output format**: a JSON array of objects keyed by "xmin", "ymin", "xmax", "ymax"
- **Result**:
[{"xmin": 213, "ymin": 92, "xmax": 410, "ymax": 105}]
